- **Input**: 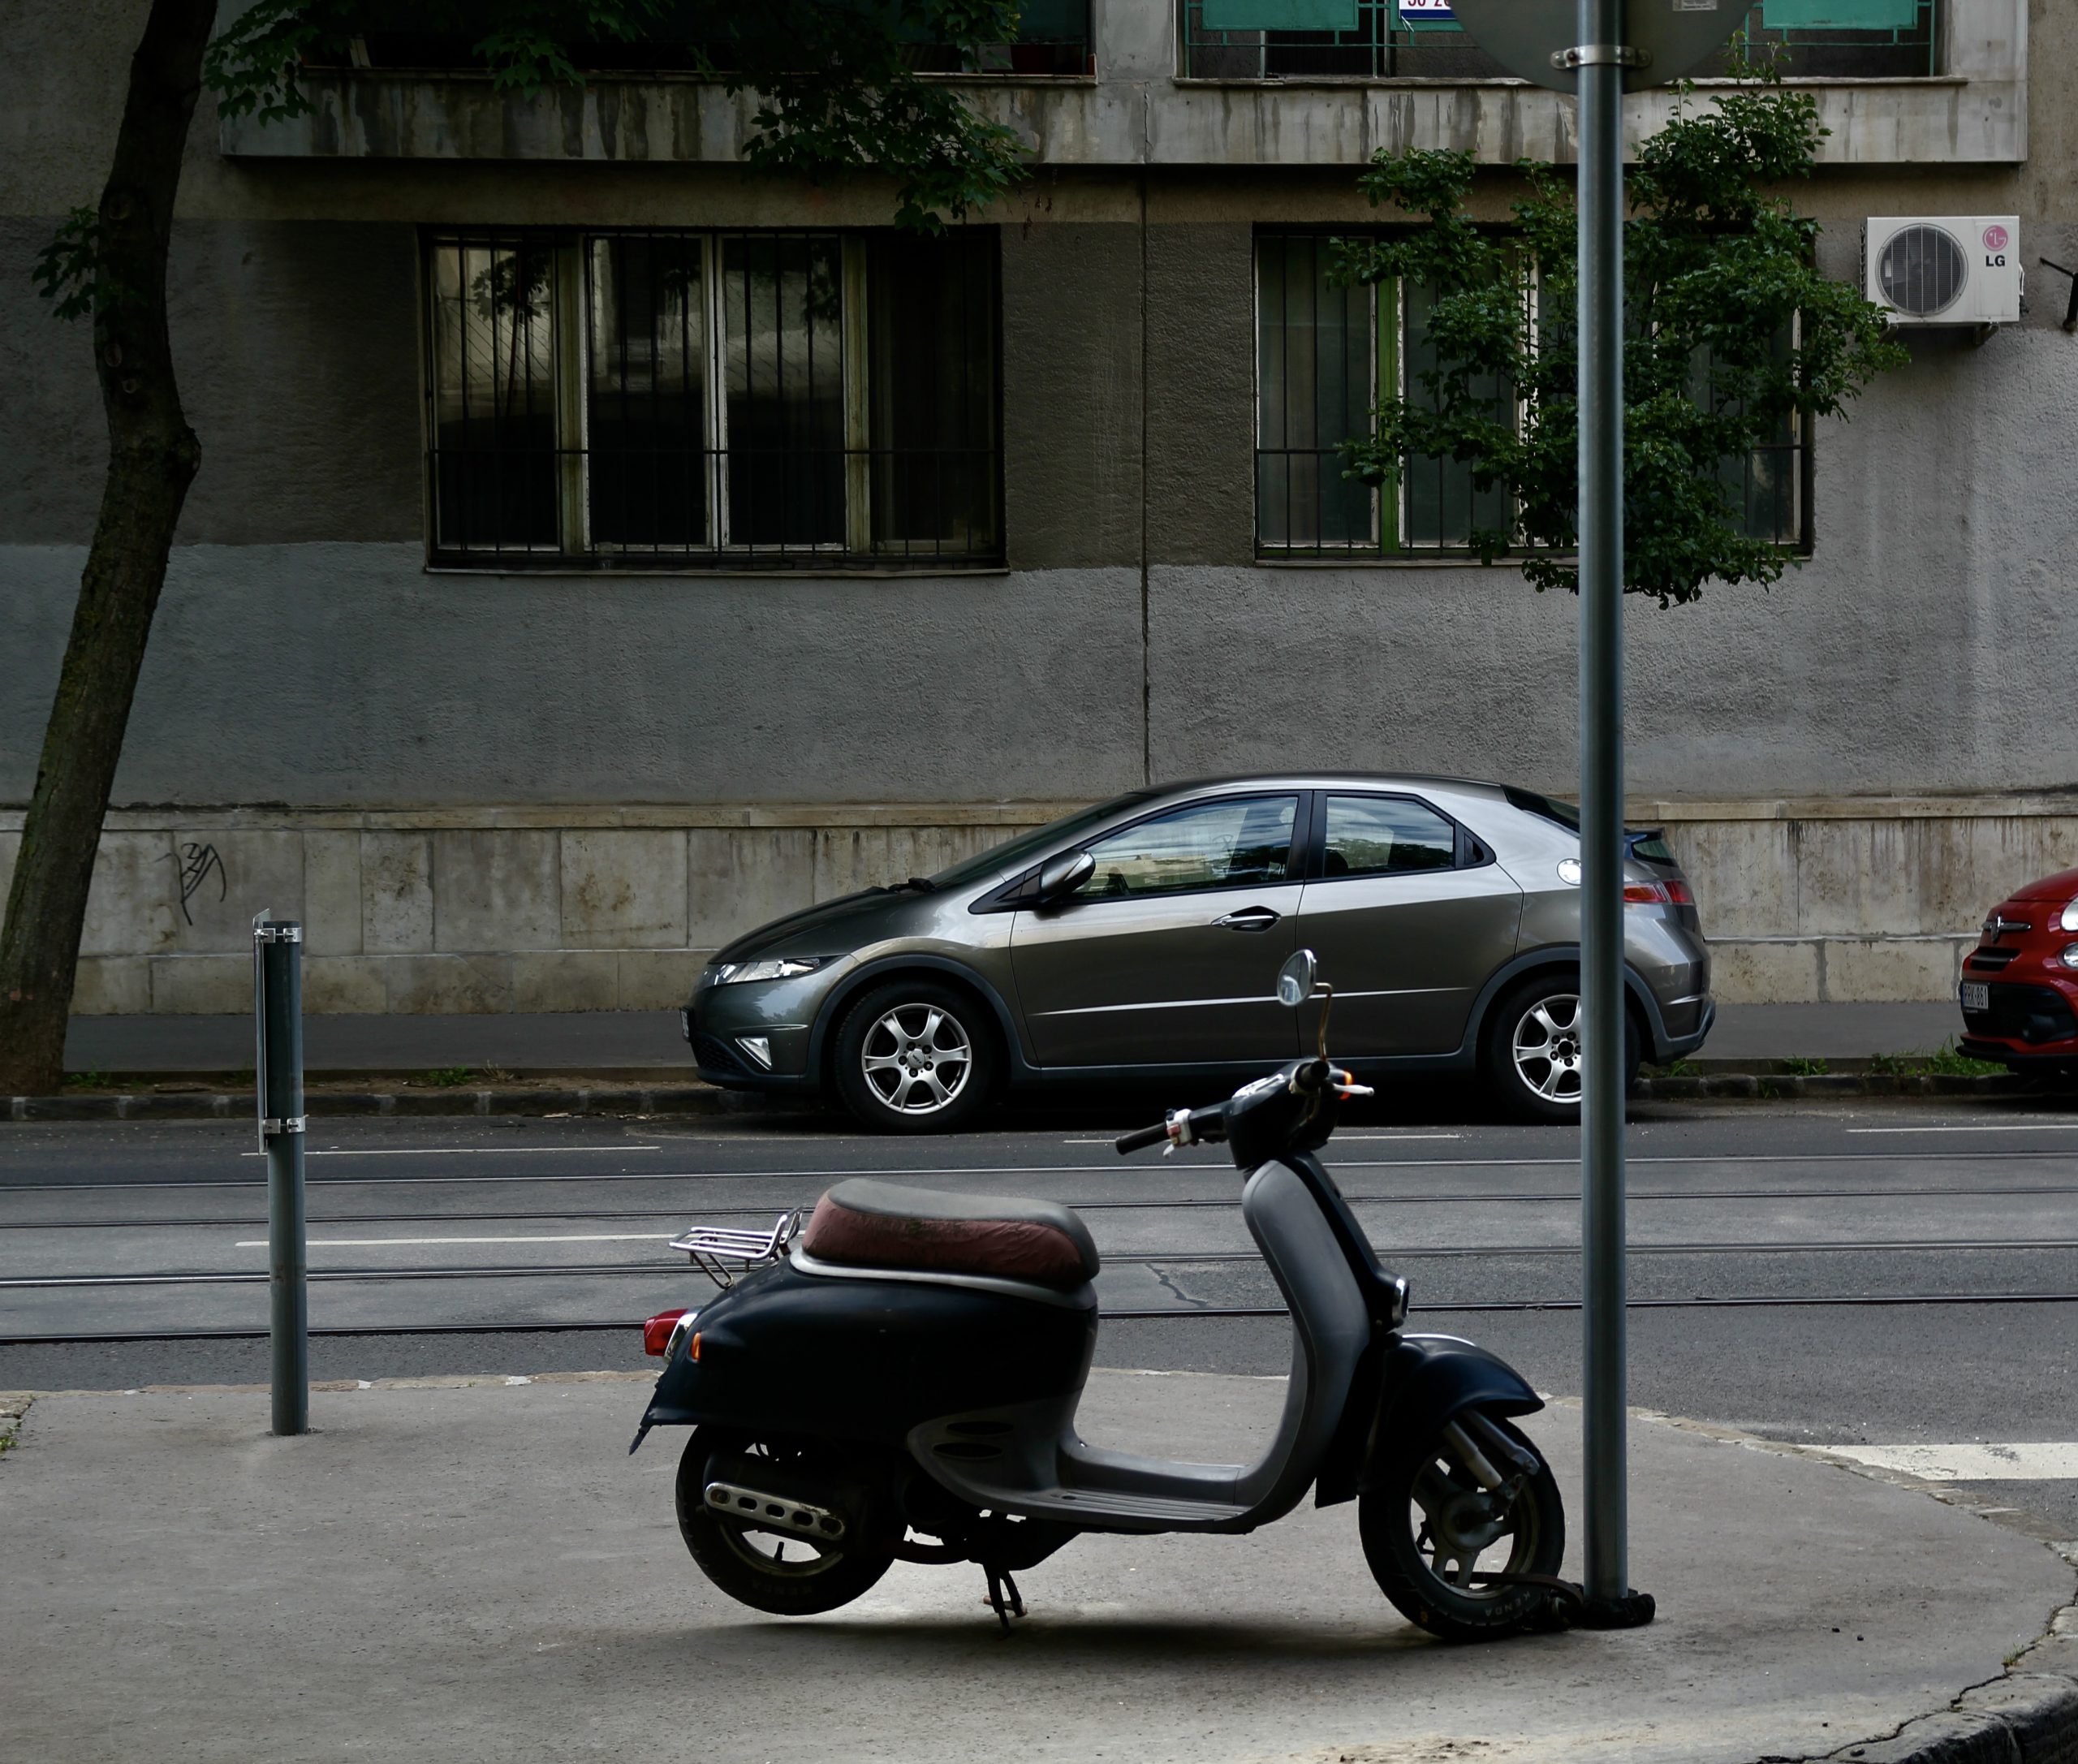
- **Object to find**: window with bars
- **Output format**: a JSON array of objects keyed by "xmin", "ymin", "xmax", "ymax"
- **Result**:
[
  {"xmin": 1254, "ymin": 231, "xmax": 1807, "ymax": 559},
  {"xmin": 1183, "ymin": 0, "xmax": 1938, "ymax": 80},
  {"xmin": 425, "ymin": 228, "xmax": 1001, "ymax": 569}
]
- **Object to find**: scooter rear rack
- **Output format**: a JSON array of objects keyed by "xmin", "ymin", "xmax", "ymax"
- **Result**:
[{"xmin": 670, "ymin": 1210, "xmax": 801, "ymax": 1289}]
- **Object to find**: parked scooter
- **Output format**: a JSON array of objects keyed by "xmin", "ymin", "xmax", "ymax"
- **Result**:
[{"xmin": 632, "ymin": 950, "xmax": 1567, "ymax": 1641}]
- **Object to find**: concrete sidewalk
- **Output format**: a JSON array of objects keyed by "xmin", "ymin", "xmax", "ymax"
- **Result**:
[
  {"xmin": 4, "ymin": 1371, "xmax": 2074, "ymax": 1764},
  {"xmin": 61, "ymin": 1000, "xmax": 1970, "ymax": 1077}
]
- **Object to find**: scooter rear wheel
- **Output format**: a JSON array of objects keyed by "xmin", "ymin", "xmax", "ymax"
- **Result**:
[
  {"xmin": 676, "ymin": 1430, "xmax": 895, "ymax": 1616},
  {"xmin": 1358, "ymin": 1412, "xmax": 1565, "ymax": 1642}
]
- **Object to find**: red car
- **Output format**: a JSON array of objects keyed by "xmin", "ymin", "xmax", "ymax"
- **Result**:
[{"xmin": 1959, "ymin": 867, "xmax": 2078, "ymax": 1069}]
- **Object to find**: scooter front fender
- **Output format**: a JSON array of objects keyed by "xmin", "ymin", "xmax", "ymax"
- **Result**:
[{"xmin": 1317, "ymin": 1333, "xmax": 1544, "ymax": 1505}]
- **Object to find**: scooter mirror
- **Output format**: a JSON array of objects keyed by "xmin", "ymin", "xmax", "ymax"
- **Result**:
[
  {"xmin": 1275, "ymin": 949, "xmax": 1319, "ymax": 1008},
  {"xmin": 1036, "ymin": 849, "xmax": 1095, "ymax": 904}
]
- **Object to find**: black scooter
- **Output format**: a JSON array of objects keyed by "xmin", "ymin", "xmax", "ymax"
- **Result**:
[{"xmin": 632, "ymin": 951, "xmax": 1567, "ymax": 1641}]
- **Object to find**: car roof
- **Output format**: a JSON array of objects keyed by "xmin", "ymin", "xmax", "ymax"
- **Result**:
[{"xmin": 1136, "ymin": 773, "xmax": 1517, "ymax": 805}]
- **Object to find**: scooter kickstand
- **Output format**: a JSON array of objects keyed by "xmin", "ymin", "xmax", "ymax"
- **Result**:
[{"xmin": 981, "ymin": 1565, "xmax": 1026, "ymax": 1631}]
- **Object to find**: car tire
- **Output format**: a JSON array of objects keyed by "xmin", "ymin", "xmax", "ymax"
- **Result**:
[
  {"xmin": 831, "ymin": 979, "xmax": 997, "ymax": 1135},
  {"xmin": 1481, "ymin": 973, "xmax": 1640, "ymax": 1126}
]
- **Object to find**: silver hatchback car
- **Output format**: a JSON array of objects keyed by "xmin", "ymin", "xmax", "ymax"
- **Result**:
[{"xmin": 683, "ymin": 774, "xmax": 1714, "ymax": 1132}]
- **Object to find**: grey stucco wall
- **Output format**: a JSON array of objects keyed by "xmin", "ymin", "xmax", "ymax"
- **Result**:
[
  {"xmin": 1143, "ymin": 311, "xmax": 2078, "ymax": 800},
  {"xmin": 1, "ymin": 220, "xmax": 422, "ymax": 546},
  {"xmin": 0, "ymin": 546, "xmax": 1147, "ymax": 805}
]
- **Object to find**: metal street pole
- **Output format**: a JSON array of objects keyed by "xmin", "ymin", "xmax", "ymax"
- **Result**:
[
  {"xmin": 254, "ymin": 912, "xmax": 308, "ymax": 1437},
  {"xmin": 1576, "ymin": 0, "xmax": 1629, "ymax": 1609}
]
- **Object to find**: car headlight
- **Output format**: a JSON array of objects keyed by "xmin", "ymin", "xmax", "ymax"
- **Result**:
[
  {"xmin": 2060, "ymin": 943, "xmax": 2078, "ymax": 970},
  {"xmin": 711, "ymin": 956, "xmax": 829, "ymax": 986},
  {"xmin": 2062, "ymin": 899, "xmax": 2078, "ymax": 933}
]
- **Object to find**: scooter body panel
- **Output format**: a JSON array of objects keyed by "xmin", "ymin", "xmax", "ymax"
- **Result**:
[
  {"xmin": 908, "ymin": 1159, "xmax": 1372, "ymax": 1533},
  {"xmin": 640, "ymin": 1258, "xmax": 1097, "ymax": 1447}
]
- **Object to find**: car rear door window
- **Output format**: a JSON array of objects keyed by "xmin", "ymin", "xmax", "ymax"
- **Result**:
[
  {"xmin": 1076, "ymin": 796, "xmax": 1300, "ymax": 899},
  {"xmin": 1321, "ymin": 795, "xmax": 1457, "ymax": 878}
]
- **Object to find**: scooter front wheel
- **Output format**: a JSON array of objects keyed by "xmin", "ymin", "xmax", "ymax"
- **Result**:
[
  {"xmin": 1359, "ymin": 1412, "xmax": 1565, "ymax": 1642},
  {"xmin": 675, "ymin": 1430, "xmax": 895, "ymax": 1616}
]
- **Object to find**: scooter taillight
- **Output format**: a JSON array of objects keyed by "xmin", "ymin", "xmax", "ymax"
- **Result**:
[{"xmin": 643, "ymin": 1308, "xmax": 691, "ymax": 1356}]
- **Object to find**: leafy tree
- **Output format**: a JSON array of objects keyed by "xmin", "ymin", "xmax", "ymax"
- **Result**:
[
  {"xmin": 1331, "ymin": 72, "xmax": 1906, "ymax": 606},
  {"xmin": 0, "ymin": 0, "xmax": 1024, "ymax": 1095}
]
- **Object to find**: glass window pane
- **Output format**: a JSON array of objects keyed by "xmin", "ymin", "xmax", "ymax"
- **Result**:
[
  {"xmin": 1322, "ymin": 795, "xmax": 1457, "ymax": 878},
  {"xmin": 868, "ymin": 231, "xmax": 999, "ymax": 557},
  {"xmin": 429, "ymin": 239, "xmax": 560, "ymax": 553},
  {"xmin": 1075, "ymin": 796, "xmax": 1299, "ymax": 899},
  {"xmin": 722, "ymin": 234, "xmax": 845, "ymax": 548},
  {"xmin": 1255, "ymin": 234, "xmax": 1373, "ymax": 548},
  {"xmin": 1402, "ymin": 278, "xmax": 1511, "ymax": 547},
  {"xmin": 588, "ymin": 235, "xmax": 708, "ymax": 551}
]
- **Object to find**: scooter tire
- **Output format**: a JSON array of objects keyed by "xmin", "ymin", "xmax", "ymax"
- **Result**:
[
  {"xmin": 1359, "ymin": 1412, "xmax": 1566, "ymax": 1643},
  {"xmin": 675, "ymin": 1430, "xmax": 895, "ymax": 1616}
]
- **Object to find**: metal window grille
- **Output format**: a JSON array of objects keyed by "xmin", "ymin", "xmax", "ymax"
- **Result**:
[
  {"xmin": 1185, "ymin": 0, "xmax": 1937, "ymax": 78},
  {"xmin": 1254, "ymin": 229, "xmax": 1809, "ymax": 559},
  {"xmin": 424, "ymin": 229, "xmax": 1002, "ymax": 571}
]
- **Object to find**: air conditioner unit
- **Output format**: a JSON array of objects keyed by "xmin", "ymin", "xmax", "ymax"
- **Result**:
[{"xmin": 1863, "ymin": 217, "xmax": 2021, "ymax": 326}]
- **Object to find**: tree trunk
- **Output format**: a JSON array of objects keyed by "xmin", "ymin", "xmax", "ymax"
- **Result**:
[{"xmin": 0, "ymin": 0, "xmax": 215, "ymax": 1096}]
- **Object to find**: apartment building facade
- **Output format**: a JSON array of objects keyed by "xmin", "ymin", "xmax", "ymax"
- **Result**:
[{"xmin": 1, "ymin": 0, "xmax": 2070, "ymax": 1016}]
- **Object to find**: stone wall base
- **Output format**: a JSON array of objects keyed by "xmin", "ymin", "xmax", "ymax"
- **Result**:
[{"xmin": 4, "ymin": 796, "xmax": 2059, "ymax": 1013}]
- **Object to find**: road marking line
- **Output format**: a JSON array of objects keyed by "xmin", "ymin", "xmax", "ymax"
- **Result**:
[
  {"xmin": 239, "ymin": 1145, "xmax": 660, "ymax": 1158},
  {"xmin": 234, "ymin": 1232, "xmax": 676, "ymax": 1249},
  {"xmin": 1826, "ymin": 1442, "xmax": 2078, "ymax": 1481},
  {"xmin": 1063, "ymin": 1132, "xmax": 1464, "ymax": 1145},
  {"xmin": 1845, "ymin": 1124, "xmax": 2078, "ymax": 1136}
]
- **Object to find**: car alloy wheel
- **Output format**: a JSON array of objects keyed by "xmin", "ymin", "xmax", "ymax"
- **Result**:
[
  {"xmin": 1481, "ymin": 973, "xmax": 1639, "ymax": 1125},
  {"xmin": 860, "ymin": 1003, "xmax": 972, "ymax": 1116},
  {"xmin": 832, "ymin": 980, "xmax": 998, "ymax": 1134},
  {"xmin": 1511, "ymin": 991, "xmax": 1584, "ymax": 1106}
]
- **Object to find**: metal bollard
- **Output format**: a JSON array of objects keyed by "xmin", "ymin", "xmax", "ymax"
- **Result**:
[{"xmin": 253, "ymin": 911, "xmax": 308, "ymax": 1436}]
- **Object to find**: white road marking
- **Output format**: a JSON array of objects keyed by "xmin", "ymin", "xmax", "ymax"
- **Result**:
[
  {"xmin": 235, "ymin": 1232, "xmax": 675, "ymax": 1249},
  {"xmin": 1846, "ymin": 1124, "xmax": 2078, "ymax": 1136},
  {"xmin": 239, "ymin": 1145, "xmax": 659, "ymax": 1158},
  {"xmin": 1825, "ymin": 1442, "xmax": 2078, "ymax": 1481},
  {"xmin": 1063, "ymin": 1132, "xmax": 1464, "ymax": 1145}
]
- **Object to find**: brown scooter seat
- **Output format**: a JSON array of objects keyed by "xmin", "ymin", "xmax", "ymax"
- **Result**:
[{"xmin": 801, "ymin": 1178, "xmax": 1101, "ymax": 1291}]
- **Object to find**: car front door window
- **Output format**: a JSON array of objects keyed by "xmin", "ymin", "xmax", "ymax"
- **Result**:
[{"xmin": 1076, "ymin": 796, "xmax": 1298, "ymax": 899}]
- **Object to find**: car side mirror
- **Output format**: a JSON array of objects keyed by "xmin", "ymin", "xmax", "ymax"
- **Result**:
[
  {"xmin": 1036, "ymin": 849, "xmax": 1095, "ymax": 904},
  {"xmin": 1275, "ymin": 949, "xmax": 1319, "ymax": 1008}
]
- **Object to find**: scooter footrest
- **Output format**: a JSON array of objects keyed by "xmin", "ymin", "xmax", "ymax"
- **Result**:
[{"xmin": 989, "ymin": 1486, "xmax": 1252, "ymax": 1530}]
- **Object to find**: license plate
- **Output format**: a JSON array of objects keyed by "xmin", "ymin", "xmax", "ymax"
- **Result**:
[{"xmin": 1961, "ymin": 982, "xmax": 1990, "ymax": 1012}]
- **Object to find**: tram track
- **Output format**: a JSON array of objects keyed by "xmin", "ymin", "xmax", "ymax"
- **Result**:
[
  {"xmin": 7, "ymin": 1287, "xmax": 2078, "ymax": 1348},
  {"xmin": 11, "ymin": 1144, "xmax": 2078, "ymax": 1196},
  {"xmin": 11, "ymin": 1180, "xmax": 2078, "ymax": 1231}
]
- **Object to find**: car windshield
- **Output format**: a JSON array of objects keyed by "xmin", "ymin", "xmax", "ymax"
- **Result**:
[{"xmin": 929, "ymin": 791, "xmax": 1159, "ymax": 891}]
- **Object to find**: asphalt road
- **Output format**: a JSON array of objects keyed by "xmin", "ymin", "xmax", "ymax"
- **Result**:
[{"xmin": 4, "ymin": 1095, "xmax": 2076, "ymax": 1536}]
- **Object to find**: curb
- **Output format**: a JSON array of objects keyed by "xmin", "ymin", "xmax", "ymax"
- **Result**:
[
  {"xmin": 7, "ymin": 1084, "xmax": 749, "ymax": 1123},
  {"xmin": 1634, "ymin": 1071, "xmax": 2035, "ymax": 1102}
]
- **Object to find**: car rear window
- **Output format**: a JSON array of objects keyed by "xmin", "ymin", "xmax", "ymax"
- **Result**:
[{"xmin": 1502, "ymin": 787, "xmax": 1678, "ymax": 866}]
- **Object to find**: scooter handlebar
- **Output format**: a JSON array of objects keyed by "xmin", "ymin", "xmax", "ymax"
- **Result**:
[{"xmin": 1115, "ymin": 1104, "xmax": 1228, "ymax": 1157}]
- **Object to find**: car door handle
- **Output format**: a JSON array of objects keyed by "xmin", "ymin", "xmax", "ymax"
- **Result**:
[{"xmin": 1215, "ymin": 907, "xmax": 1281, "ymax": 932}]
